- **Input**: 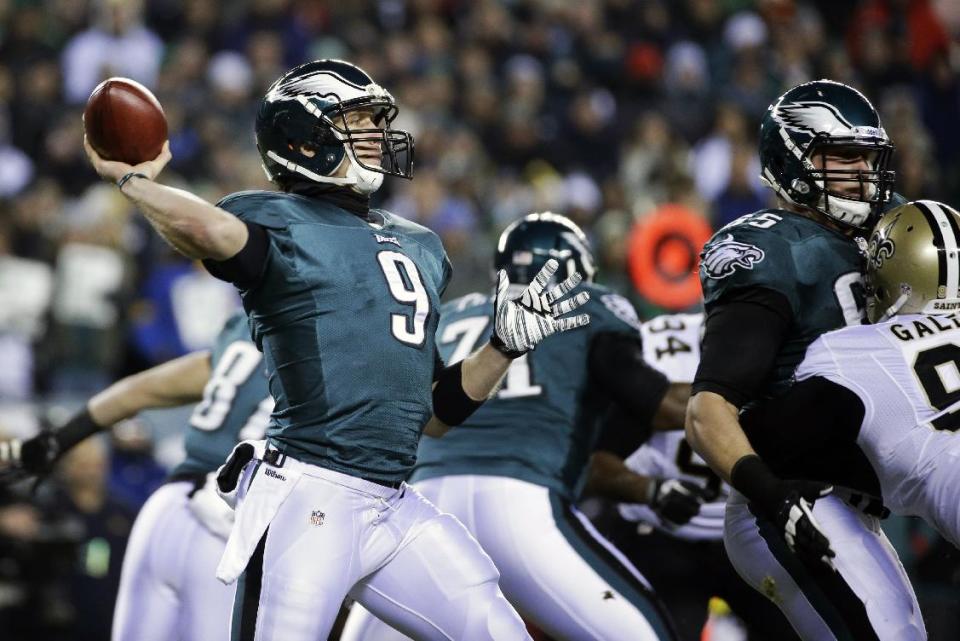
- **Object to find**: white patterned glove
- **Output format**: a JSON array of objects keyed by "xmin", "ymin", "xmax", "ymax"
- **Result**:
[{"xmin": 491, "ymin": 259, "xmax": 590, "ymax": 358}]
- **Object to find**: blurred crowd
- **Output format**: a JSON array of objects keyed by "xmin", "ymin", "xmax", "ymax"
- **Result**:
[{"xmin": 1, "ymin": 0, "xmax": 960, "ymax": 638}]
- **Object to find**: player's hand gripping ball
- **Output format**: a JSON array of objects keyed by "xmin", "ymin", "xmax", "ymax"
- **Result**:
[
  {"xmin": 83, "ymin": 78, "xmax": 171, "ymax": 185},
  {"xmin": 83, "ymin": 77, "xmax": 168, "ymax": 165}
]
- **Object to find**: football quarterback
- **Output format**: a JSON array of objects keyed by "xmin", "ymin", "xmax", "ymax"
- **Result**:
[{"xmin": 85, "ymin": 58, "xmax": 591, "ymax": 641}]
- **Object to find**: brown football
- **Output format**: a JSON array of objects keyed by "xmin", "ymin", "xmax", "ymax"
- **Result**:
[{"xmin": 83, "ymin": 77, "xmax": 168, "ymax": 165}]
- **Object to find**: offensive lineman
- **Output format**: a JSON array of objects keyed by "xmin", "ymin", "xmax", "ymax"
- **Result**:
[
  {"xmin": 341, "ymin": 212, "xmax": 687, "ymax": 641},
  {"xmin": 683, "ymin": 79, "xmax": 924, "ymax": 639},
  {"xmin": 0, "ymin": 311, "xmax": 269, "ymax": 641},
  {"xmin": 84, "ymin": 59, "xmax": 589, "ymax": 641},
  {"xmin": 730, "ymin": 201, "xmax": 960, "ymax": 633},
  {"xmin": 613, "ymin": 312, "xmax": 798, "ymax": 640}
]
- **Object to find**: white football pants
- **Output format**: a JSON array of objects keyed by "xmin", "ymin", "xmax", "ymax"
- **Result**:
[
  {"xmin": 724, "ymin": 491, "xmax": 926, "ymax": 641},
  {"xmin": 341, "ymin": 475, "xmax": 676, "ymax": 641},
  {"xmin": 225, "ymin": 458, "xmax": 529, "ymax": 641},
  {"xmin": 112, "ymin": 480, "xmax": 235, "ymax": 641}
]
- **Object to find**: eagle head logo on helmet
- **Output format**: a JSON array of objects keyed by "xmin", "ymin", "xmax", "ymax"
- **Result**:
[
  {"xmin": 758, "ymin": 79, "xmax": 895, "ymax": 230},
  {"xmin": 254, "ymin": 59, "xmax": 414, "ymax": 195},
  {"xmin": 700, "ymin": 235, "xmax": 765, "ymax": 279}
]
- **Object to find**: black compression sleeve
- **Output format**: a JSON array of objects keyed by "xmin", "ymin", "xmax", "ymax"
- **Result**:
[
  {"xmin": 740, "ymin": 376, "xmax": 878, "ymax": 496},
  {"xmin": 55, "ymin": 407, "xmax": 103, "ymax": 452},
  {"xmin": 21, "ymin": 407, "xmax": 104, "ymax": 472},
  {"xmin": 202, "ymin": 222, "xmax": 270, "ymax": 288},
  {"xmin": 432, "ymin": 361, "xmax": 485, "ymax": 426},
  {"xmin": 691, "ymin": 288, "xmax": 793, "ymax": 407},
  {"xmin": 594, "ymin": 406, "xmax": 652, "ymax": 458},
  {"xmin": 588, "ymin": 332, "xmax": 670, "ymax": 452}
]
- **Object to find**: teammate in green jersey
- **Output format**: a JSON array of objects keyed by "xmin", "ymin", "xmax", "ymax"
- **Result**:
[
  {"xmin": 83, "ymin": 59, "xmax": 590, "ymax": 641},
  {"xmin": 686, "ymin": 80, "xmax": 924, "ymax": 639},
  {"xmin": 0, "ymin": 310, "xmax": 270, "ymax": 641}
]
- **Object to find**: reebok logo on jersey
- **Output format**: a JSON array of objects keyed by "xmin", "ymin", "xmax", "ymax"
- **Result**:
[
  {"xmin": 310, "ymin": 510, "xmax": 325, "ymax": 527},
  {"xmin": 700, "ymin": 235, "xmax": 765, "ymax": 279},
  {"xmin": 374, "ymin": 234, "xmax": 401, "ymax": 246},
  {"xmin": 264, "ymin": 467, "xmax": 287, "ymax": 482}
]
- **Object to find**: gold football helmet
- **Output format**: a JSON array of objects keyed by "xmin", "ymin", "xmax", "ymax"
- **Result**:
[{"xmin": 866, "ymin": 200, "xmax": 960, "ymax": 323}]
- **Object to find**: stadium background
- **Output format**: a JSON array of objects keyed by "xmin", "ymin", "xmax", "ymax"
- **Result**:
[{"xmin": 0, "ymin": 0, "xmax": 958, "ymax": 639}]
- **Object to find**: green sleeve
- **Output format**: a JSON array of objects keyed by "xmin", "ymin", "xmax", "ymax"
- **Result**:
[{"xmin": 217, "ymin": 191, "xmax": 288, "ymax": 229}]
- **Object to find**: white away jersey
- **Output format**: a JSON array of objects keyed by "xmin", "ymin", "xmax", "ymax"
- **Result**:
[
  {"xmin": 620, "ymin": 313, "xmax": 730, "ymax": 541},
  {"xmin": 796, "ymin": 314, "xmax": 960, "ymax": 546}
]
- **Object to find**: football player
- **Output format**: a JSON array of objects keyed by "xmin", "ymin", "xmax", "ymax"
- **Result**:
[
  {"xmin": 0, "ymin": 311, "xmax": 269, "ymax": 641},
  {"xmin": 730, "ymin": 200, "xmax": 960, "ymax": 639},
  {"xmin": 84, "ymin": 59, "xmax": 590, "ymax": 641},
  {"xmin": 341, "ymin": 212, "xmax": 693, "ymax": 641},
  {"xmin": 683, "ymin": 79, "xmax": 924, "ymax": 639},
  {"xmin": 613, "ymin": 312, "xmax": 799, "ymax": 640}
]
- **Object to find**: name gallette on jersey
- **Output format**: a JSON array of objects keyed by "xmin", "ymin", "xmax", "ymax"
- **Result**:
[{"xmin": 888, "ymin": 313, "xmax": 960, "ymax": 341}]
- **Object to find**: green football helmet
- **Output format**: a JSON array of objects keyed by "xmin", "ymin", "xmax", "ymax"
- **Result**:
[
  {"xmin": 494, "ymin": 212, "xmax": 596, "ymax": 285},
  {"xmin": 255, "ymin": 59, "xmax": 413, "ymax": 194},
  {"xmin": 866, "ymin": 200, "xmax": 960, "ymax": 323},
  {"xmin": 759, "ymin": 79, "xmax": 895, "ymax": 230}
]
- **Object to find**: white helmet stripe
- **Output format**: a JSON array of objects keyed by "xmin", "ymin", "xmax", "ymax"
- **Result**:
[{"xmin": 919, "ymin": 199, "xmax": 960, "ymax": 300}]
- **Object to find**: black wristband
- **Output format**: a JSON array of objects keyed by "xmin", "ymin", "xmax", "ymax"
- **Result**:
[
  {"xmin": 489, "ymin": 333, "xmax": 525, "ymax": 360},
  {"xmin": 730, "ymin": 454, "xmax": 782, "ymax": 513},
  {"xmin": 55, "ymin": 406, "xmax": 104, "ymax": 453},
  {"xmin": 117, "ymin": 171, "xmax": 148, "ymax": 191},
  {"xmin": 432, "ymin": 361, "xmax": 485, "ymax": 426}
]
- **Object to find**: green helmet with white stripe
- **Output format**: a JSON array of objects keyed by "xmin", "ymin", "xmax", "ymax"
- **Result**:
[
  {"xmin": 759, "ymin": 79, "xmax": 895, "ymax": 230},
  {"xmin": 865, "ymin": 200, "xmax": 960, "ymax": 323},
  {"xmin": 255, "ymin": 59, "xmax": 413, "ymax": 194}
]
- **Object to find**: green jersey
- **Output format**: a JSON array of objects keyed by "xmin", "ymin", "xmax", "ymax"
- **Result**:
[
  {"xmin": 173, "ymin": 312, "xmax": 271, "ymax": 477},
  {"xmin": 217, "ymin": 191, "xmax": 452, "ymax": 484},
  {"xmin": 411, "ymin": 283, "xmax": 645, "ymax": 500},
  {"xmin": 699, "ymin": 209, "xmax": 866, "ymax": 395}
]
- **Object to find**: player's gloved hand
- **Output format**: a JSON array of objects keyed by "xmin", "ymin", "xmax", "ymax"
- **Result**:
[
  {"xmin": 491, "ymin": 258, "xmax": 590, "ymax": 358},
  {"xmin": 0, "ymin": 432, "xmax": 61, "ymax": 485},
  {"xmin": 770, "ymin": 481, "xmax": 835, "ymax": 569},
  {"xmin": 731, "ymin": 455, "xmax": 836, "ymax": 570},
  {"xmin": 0, "ymin": 407, "xmax": 101, "ymax": 487},
  {"xmin": 648, "ymin": 478, "xmax": 708, "ymax": 527}
]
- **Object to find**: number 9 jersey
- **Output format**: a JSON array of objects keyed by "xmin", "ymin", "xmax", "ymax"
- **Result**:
[
  {"xmin": 620, "ymin": 313, "xmax": 730, "ymax": 541},
  {"xmin": 216, "ymin": 190, "xmax": 452, "ymax": 485}
]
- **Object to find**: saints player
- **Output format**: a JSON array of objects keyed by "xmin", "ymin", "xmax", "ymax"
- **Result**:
[
  {"xmin": 342, "ymin": 212, "xmax": 690, "ymax": 641},
  {"xmin": 684, "ymin": 79, "xmax": 922, "ymax": 638},
  {"xmin": 84, "ymin": 59, "xmax": 590, "ymax": 641},
  {"xmin": 0, "ymin": 311, "xmax": 270, "ymax": 641},
  {"xmin": 729, "ymin": 201, "xmax": 960, "ymax": 639}
]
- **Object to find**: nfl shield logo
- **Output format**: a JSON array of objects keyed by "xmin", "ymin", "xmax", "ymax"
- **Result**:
[{"xmin": 310, "ymin": 510, "xmax": 325, "ymax": 527}]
